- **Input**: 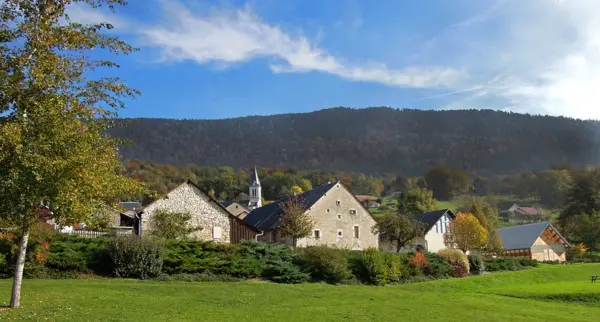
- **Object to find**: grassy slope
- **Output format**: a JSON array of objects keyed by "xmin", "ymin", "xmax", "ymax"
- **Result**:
[{"xmin": 1, "ymin": 264, "xmax": 600, "ymax": 321}]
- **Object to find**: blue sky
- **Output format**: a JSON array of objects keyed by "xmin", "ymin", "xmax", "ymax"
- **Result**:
[{"xmin": 69, "ymin": 0, "xmax": 600, "ymax": 120}]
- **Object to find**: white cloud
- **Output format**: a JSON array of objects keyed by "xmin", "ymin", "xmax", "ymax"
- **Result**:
[
  {"xmin": 140, "ymin": 1, "xmax": 463, "ymax": 88},
  {"xmin": 432, "ymin": 0, "xmax": 600, "ymax": 120},
  {"xmin": 64, "ymin": 4, "xmax": 126, "ymax": 29}
]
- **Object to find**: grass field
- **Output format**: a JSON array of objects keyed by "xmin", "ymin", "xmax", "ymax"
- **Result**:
[{"xmin": 1, "ymin": 264, "xmax": 599, "ymax": 321}]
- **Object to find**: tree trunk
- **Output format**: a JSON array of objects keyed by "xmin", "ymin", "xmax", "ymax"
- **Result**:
[
  {"xmin": 292, "ymin": 237, "xmax": 297, "ymax": 247},
  {"xmin": 396, "ymin": 240, "xmax": 401, "ymax": 253},
  {"xmin": 10, "ymin": 228, "xmax": 30, "ymax": 309}
]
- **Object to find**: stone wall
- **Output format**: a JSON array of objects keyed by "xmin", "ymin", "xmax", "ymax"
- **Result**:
[
  {"xmin": 141, "ymin": 183, "xmax": 232, "ymax": 242},
  {"xmin": 292, "ymin": 183, "xmax": 379, "ymax": 250}
]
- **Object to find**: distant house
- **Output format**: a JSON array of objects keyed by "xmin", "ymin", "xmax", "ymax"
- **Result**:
[
  {"xmin": 221, "ymin": 201, "xmax": 250, "ymax": 219},
  {"xmin": 243, "ymin": 181, "xmax": 379, "ymax": 250},
  {"xmin": 137, "ymin": 179, "xmax": 260, "ymax": 243},
  {"xmin": 504, "ymin": 203, "xmax": 544, "ymax": 224},
  {"xmin": 380, "ymin": 209, "xmax": 456, "ymax": 253},
  {"xmin": 117, "ymin": 201, "xmax": 142, "ymax": 227},
  {"xmin": 494, "ymin": 221, "xmax": 570, "ymax": 262},
  {"xmin": 355, "ymin": 195, "xmax": 381, "ymax": 208}
]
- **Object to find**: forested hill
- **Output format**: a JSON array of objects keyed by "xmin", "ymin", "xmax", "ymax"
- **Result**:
[{"xmin": 110, "ymin": 107, "xmax": 600, "ymax": 176}]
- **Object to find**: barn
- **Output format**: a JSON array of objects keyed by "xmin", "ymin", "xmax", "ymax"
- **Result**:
[{"xmin": 496, "ymin": 221, "xmax": 570, "ymax": 262}]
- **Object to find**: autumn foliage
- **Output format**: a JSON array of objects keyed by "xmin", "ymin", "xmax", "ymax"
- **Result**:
[{"xmin": 444, "ymin": 212, "xmax": 488, "ymax": 252}]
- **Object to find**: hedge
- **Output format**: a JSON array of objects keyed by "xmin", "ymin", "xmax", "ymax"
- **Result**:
[{"xmin": 0, "ymin": 234, "xmax": 543, "ymax": 284}]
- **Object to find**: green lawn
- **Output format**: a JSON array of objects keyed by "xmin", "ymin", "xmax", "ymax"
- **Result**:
[{"xmin": 1, "ymin": 264, "xmax": 600, "ymax": 321}]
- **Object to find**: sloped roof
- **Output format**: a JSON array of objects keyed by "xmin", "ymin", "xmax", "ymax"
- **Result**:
[
  {"xmin": 243, "ymin": 182, "xmax": 338, "ymax": 231},
  {"xmin": 498, "ymin": 221, "xmax": 569, "ymax": 250},
  {"xmin": 414, "ymin": 209, "xmax": 456, "ymax": 232},
  {"xmin": 517, "ymin": 207, "xmax": 541, "ymax": 215},
  {"xmin": 355, "ymin": 195, "xmax": 379, "ymax": 202}
]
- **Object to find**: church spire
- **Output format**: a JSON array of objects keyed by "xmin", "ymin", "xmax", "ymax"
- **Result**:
[
  {"xmin": 251, "ymin": 166, "xmax": 260, "ymax": 186},
  {"xmin": 248, "ymin": 166, "xmax": 262, "ymax": 209}
]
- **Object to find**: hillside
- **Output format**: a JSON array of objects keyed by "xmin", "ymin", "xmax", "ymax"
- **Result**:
[{"xmin": 110, "ymin": 107, "xmax": 600, "ymax": 175}]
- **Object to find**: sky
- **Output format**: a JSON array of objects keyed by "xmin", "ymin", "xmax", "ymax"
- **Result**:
[{"xmin": 66, "ymin": 0, "xmax": 600, "ymax": 120}]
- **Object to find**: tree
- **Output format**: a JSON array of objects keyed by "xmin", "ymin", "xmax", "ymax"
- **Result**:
[
  {"xmin": 536, "ymin": 170, "xmax": 572, "ymax": 208},
  {"xmin": 372, "ymin": 213, "xmax": 425, "ymax": 253},
  {"xmin": 0, "ymin": 0, "xmax": 143, "ymax": 308},
  {"xmin": 444, "ymin": 212, "xmax": 487, "ymax": 252},
  {"xmin": 425, "ymin": 166, "xmax": 472, "ymax": 200},
  {"xmin": 559, "ymin": 167, "xmax": 600, "ymax": 238},
  {"xmin": 278, "ymin": 197, "xmax": 314, "ymax": 247},
  {"xmin": 568, "ymin": 212, "xmax": 600, "ymax": 251},
  {"xmin": 456, "ymin": 196, "xmax": 502, "ymax": 253},
  {"xmin": 150, "ymin": 208, "xmax": 202, "ymax": 239},
  {"xmin": 397, "ymin": 187, "xmax": 437, "ymax": 216}
]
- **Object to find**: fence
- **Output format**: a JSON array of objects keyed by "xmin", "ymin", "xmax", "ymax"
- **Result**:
[{"xmin": 58, "ymin": 227, "xmax": 134, "ymax": 238}]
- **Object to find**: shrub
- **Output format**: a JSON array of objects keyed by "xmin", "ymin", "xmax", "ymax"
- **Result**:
[
  {"xmin": 540, "ymin": 260, "xmax": 559, "ymax": 265},
  {"xmin": 437, "ymin": 249, "xmax": 470, "ymax": 277},
  {"xmin": 355, "ymin": 248, "xmax": 388, "ymax": 285},
  {"xmin": 468, "ymin": 253, "xmax": 485, "ymax": 275},
  {"xmin": 263, "ymin": 260, "xmax": 309, "ymax": 284},
  {"xmin": 153, "ymin": 273, "xmax": 242, "ymax": 282},
  {"xmin": 423, "ymin": 252, "xmax": 453, "ymax": 278},
  {"xmin": 108, "ymin": 235, "xmax": 163, "ymax": 279},
  {"xmin": 484, "ymin": 258, "xmax": 518, "ymax": 271},
  {"xmin": 382, "ymin": 252, "xmax": 402, "ymax": 283},
  {"xmin": 519, "ymin": 258, "xmax": 540, "ymax": 267},
  {"xmin": 300, "ymin": 246, "xmax": 351, "ymax": 284}
]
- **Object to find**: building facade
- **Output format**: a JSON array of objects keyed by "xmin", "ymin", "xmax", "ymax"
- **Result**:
[
  {"xmin": 244, "ymin": 182, "xmax": 379, "ymax": 250},
  {"xmin": 138, "ymin": 180, "xmax": 259, "ymax": 243}
]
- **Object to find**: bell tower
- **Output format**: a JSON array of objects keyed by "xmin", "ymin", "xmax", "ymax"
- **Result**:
[{"xmin": 248, "ymin": 166, "xmax": 262, "ymax": 209}]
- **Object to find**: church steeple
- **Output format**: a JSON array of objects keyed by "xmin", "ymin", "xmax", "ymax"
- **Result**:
[{"xmin": 248, "ymin": 166, "xmax": 262, "ymax": 209}]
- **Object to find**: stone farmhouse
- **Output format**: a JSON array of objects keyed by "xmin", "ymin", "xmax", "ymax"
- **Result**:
[
  {"xmin": 494, "ymin": 221, "xmax": 570, "ymax": 262},
  {"xmin": 380, "ymin": 209, "xmax": 456, "ymax": 253},
  {"xmin": 136, "ymin": 179, "xmax": 260, "ymax": 243},
  {"xmin": 243, "ymin": 181, "xmax": 379, "ymax": 250}
]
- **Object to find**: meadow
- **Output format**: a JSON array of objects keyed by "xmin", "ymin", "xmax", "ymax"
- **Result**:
[{"xmin": 1, "ymin": 264, "xmax": 599, "ymax": 321}]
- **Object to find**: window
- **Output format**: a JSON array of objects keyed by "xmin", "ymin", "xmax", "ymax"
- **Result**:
[
  {"xmin": 353, "ymin": 225, "xmax": 360, "ymax": 238},
  {"xmin": 314, "ymin": 229, "xmax": 321, "ymax": 240},
  {"xmin": 251, "ymin": 189, "xmax": 256, "ymax": 197},
  {"xmin": 213, "ymin": 226, "xmax": 222, "ymax": 240},
  {"xmin": 435, "ymin": 223, "xmax": 439, "ymax": 233},
  {"xmin": 326, "ymin": 208, "xmax": 330, "ymax": 213},
  {"xmin": 337, "ymin": 214, "xmax": 342, "ymax": 220},
  {"xmin": 336, "ymin": 200, "xmax": 341, "ymax": 206},
  {"xmin": 337, "ymin": 229, "xmax": 343, "ymax": 238},
  {"xmin": 349, "ymin": 209, "xmax": 357, "ymax": 215}
]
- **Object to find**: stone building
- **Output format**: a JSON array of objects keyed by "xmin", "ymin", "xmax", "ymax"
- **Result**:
[
  {"xmin": 243, "ymin": 181, "xmax": 379, "ymax": 250},
  {"xmin": 137, "ymin": 180, "xmax": 259, "ymax": 243},
  {"xmin": 220, "ymin": 201, "xmax": 251, "ymax": 219}
]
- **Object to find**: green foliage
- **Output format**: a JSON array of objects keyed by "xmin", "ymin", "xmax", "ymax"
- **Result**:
[
  {"xmin": 300, "ymin": 246, "xmax": 351, "ymax": 284},
  {"xmin": 437, "ymin": 249, "xmax": 470, "ymax": 277},
  {"xmin": 456, "ymin": 196, "xmax": 503, "ymax": 253},
  {"xmin": 150, "ymin": 208, "xmax": 201, "ymax": 240},
  {"xmin": 108, "ymin": 236, "xmax": 164, "ymax": 279},
  {"xmin": 278, "ymin": 198, "xmax": 314, "ymax": 247},
  {"xmin": 397, "ymin": 187, "xmax": 437, "ymax": 216},
  {"xmin": 468, "ymin": 254, "xmax": 485, "ymax": 275},
  {"xmin": 482, "ymin": 257, "xmax": 538, "ymax": 272},
  {"xmin": 355, "ymin": 248, "xmax": 388, "ymax": 285},
  {"xmin": 425, "ymin": 166, "xmax": 472, "ymax": 200},
  {"xmin": 423, "ymin": 252, "xmax": 454, "ymax": 278},
  {"xmin": 567, "ymin": 212, "xmax": 600, "ymax": 250}
]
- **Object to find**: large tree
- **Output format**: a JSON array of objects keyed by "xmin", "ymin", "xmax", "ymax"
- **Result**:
[
  {"xmin": 559, "ymin": 167, "xmax": 600, "ymax": 238},
  {"xmin": 456, "ymin": 196, "xmax": 503, "ymax": 253},
  {"xmin": 424, "ymin": 166, "xmax": 472, "ymax": 200},
  {"xmin": 397, "ymin": 187, "xmax": 436, "ymax": 216},
  {"xmin": 372, "ymin": 213, "xmax": 425, "ymax": 253},
  {"xmin": 0, "ymin": 0, "xmax": 143, "ymax": 308}
]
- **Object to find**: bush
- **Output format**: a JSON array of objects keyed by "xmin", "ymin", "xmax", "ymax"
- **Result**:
[
  {"xmin": 153, "ymin": 273, "xmax": 242, "ymax": 282},
  {"xmin": 263, "ymin": 260, "xmax": 309, "ymax": 284},
  {"xmin": 382, "ymin": 252, "xmax": 402, "ymax": 283},
  {"xmin": 437, "ymin": 249, "xmax": 469, "ymax": 277},
  {"xmin": 423, "ymin": 252, "xmax": 454, "ymax": 278},
  {"xmin": 108, "ymin": 235, "xmax": 163, "ymax": 279},
  {"xmin": 300, "ymin": 246, "xmax": 351, "ymax": 284},
  {"xmin": 484, "ymin": 258, "xmax": 518, "ymax": 271},
  {"xmin": 468, "ymin": 253, "xmax": 485, "ymax": 275},
  {"xmin": 519, "ymin": 258, "xmax": 540, "ymax": 267},
  {"xmin": 355, "ymin": 248, "xmax": 388, "ymax": 285}
]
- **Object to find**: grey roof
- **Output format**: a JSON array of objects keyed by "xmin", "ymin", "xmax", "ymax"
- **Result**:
[
  {"xmin": 118, "ymin": 201, "xmax": 142, "ymax": 212},
  {"xmin": 221, "ymin": 200, "xmax": 250, "ymax": 208},
  {"xmin": 414, "ymin": 209, "xmax": 456, "ymax": 232},
  {"xmin": 250, "ymin": 167, "xmax": 260, "ymax": 186},
  {"xmin": 498, "ymin": 221, "xmax": 563, "ymax": 250},
  {"xmin": 243, "ymin": 182, "xmax": 338, "ymax": 231}
]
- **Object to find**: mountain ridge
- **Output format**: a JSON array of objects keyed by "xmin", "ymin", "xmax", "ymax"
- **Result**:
[{"xmin": 110, "ymin": 107, "xmax": 600, "ymax": 176}]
